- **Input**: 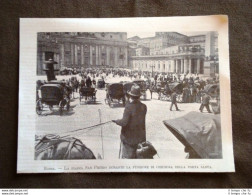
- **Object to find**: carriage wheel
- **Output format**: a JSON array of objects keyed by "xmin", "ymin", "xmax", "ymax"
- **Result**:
[
  {"xmin": 108, "ymin": 98, "xmax": 112, "ymax": 107},
  {"xmin": 48, "ymin": 105, "xmax": 53, "ymax": 111},
  {"xmin": 122, "ymin": 97, "xmax": 126, "ymax": 106},
  {"xmin": 59, "ymin": 100, "xmax": 63, "ymax": 115},
  {"xmin": 93, "ymin": 94, "xmax": 96, "ymax": 103},
  {"xmin": 36, "ymin": 99, "xmax": 43, "ymax": 115},
  {"xmin": 66, "ymin": 102, "xmax": 70, "ymax": 111}
]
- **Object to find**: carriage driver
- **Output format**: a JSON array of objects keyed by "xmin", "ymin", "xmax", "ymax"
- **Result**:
[{"xmin": 112, "ymin": 85, "xmax": 147, "ymax": 159}]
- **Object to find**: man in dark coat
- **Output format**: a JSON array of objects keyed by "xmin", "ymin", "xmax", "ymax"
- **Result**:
[
  {"xmin": 112, "ymin": 85, "xmax": 147, "ymax": 159},
  {"xmin": 170, "ymin": 91, "xmax": 179, "ymax": 111},
  {"xmin": 199, "ymin": 93, "xmax": 212, "ymax": 113},
  {"xmin": 86, "ymin": 76, "xmax": 92, "ymax": 88}
]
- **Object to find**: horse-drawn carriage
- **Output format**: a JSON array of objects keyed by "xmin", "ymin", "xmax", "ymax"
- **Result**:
[
  {"xmin": 36, "ymin": 83, "xmax": 70, "ymax": 115},
  {"xmin": 151, "ymin": 82, "xmax": 183, "ymax": 102},
  {"xmin": 122, "ymin": 81, "xmax": 134, "ymax": 101},
  {"xmin": 163, "ymin": 111, "xmax": 222, "ymax": 159},
  {"xmin": 105, "ymin": 83, "xmax": 125, "ymax": 107},
  {"xmin": 133, "ymin": 79, "xmax": 147, "ymax": 100},
  {"xmin": 79, "ymin": 87, "xmax": 97, "ymax": 104}
]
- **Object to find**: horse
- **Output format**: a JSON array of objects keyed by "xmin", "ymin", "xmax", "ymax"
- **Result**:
[{"xmin": 69, "ymin": 77, "xmax": 79, "ymax": 99}]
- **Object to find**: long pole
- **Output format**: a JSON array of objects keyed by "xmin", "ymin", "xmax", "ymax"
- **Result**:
[{"xmin": 98, "ymin": 109, "xmax": 104, "ymax": 159}]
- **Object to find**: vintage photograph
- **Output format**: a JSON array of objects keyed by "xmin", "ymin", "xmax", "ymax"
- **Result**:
[
  {"xmin": 18, "ymin": 17, "xmax": 234, "ymax": 172},
  {"xmin": 35, "ymin": 31, "xmax": 221, "ymax": 160}
]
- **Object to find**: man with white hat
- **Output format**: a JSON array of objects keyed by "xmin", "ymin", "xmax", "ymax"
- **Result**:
[{"xmin": 112, "ymin": 85, "xmax": 147, "ymax": 159}]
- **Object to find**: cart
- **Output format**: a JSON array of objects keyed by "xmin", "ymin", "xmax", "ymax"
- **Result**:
[
  {"xmin": 159, "ymin": 82, "xmax": 183, "ymax": 102},
  {"xmin": 163, "ymin": 111, "xmax": 222, "ymax": 159},
  {"xmin": 79, "ymin": 87, "xmax": 97, "ymax": 104},
  {"xmin": 36, "ymin": 83, "xmax": 70, "ymax": 115},
  {"xmin": 105, "ymin": 83, "xmax": 125, "ymax": 107}
]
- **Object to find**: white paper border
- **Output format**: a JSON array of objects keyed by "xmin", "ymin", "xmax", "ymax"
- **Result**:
[{"xmin": 18, "ymin": 16, "xmax": 235, "ymax": 173}]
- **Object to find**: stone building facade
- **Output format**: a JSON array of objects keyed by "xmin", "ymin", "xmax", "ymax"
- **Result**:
[
  {"xmin": 37, "ymin": 32, "xmax": 128, "ymax": 75},
  {"xmin": 135, "ymin": 46, "xmax": 150, "ymax": 56},
  {"xmin": 130, "ymin": 32, "xmax": 219, "ymax": 77}
]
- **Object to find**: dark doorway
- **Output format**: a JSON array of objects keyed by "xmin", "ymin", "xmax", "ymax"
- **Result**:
[{"xmin": 45, "ymin": 52, "xmax": 54, "ymax": 60}]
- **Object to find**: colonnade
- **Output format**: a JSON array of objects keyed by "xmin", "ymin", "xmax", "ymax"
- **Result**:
[
  {"xmin": 60, "ymin": 43, "xmax": 127, "ymax": 67},
  {"xmin": 133, "ymin": 58, "xmax": 203, "ymax": 74}
]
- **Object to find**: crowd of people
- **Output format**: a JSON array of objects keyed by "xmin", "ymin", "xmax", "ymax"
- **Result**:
[{"xmin": 37, "ymin": 67, "xmax": 220, "ymax": 108}]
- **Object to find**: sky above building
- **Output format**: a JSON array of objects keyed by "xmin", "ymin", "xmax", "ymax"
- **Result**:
[{"xmin": 127, "ymin": 31, "xmax": 208, "ymax": 39}]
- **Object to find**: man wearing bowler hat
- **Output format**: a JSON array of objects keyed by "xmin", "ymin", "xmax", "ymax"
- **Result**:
[
  {"xmin": 112, "ymin": 85, "xmax": 147, "ymax": 159},
  {"xmin": 199, "ymin": 92, "xmax": 212, "ymax": 113}
]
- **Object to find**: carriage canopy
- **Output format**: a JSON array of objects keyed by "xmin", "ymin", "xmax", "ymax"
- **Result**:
[
  {"xmin": 163, "ymin": 111, "xmax": 222, "ymax": 159},
  {"xmin": 204, "ymin": 84, "xmax": 220, "ymax": 97},
  {"xmin": 107, "ymin": 83, "xmax": 124, "ymax": 97},
  {"xmin": 168, "ymin": 82, "xmax": 183, "ymax": 93},
  {"xmin": 40, "ymin": 84, "xmax": 64, "ymax": 102}
]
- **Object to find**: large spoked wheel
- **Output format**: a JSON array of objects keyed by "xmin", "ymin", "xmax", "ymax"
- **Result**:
[
  {"xmin": 108, "ymin": 98, "xmax": 112, "ymax": 107},
  {"xmin": 59, "ymin": 100, "xmax": 64, "ymax": 115},
  {"xmin": 79, "ymin": 92, "xmax": 82, "ymax": 104},
  {"xmin": 105, "ymin": 93, "xmax": 109, "ymax": 105},
  {"xmin": 122, "ymin": 97, "xmax": 126, "ymax": 107},
  {"xmin": 48, "ymin": 105, "xmax": 53, "ymax": 111},
  {"xmin": 92, "ymin": 93, "xmax": 96, "ymax": 103},
  {"xmin": 36, "ymin": 99, "xmax": 43, "ymax": 115}
]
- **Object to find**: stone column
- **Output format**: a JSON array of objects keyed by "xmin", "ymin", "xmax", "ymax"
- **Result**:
[
  {"xmin": 165, "ymin": 61, "xmax": 168, "ymax": 72},
  {"xmin": 41, "ymin": 52, "xmax": 45, "ymax": 74},
  {"xmin": 71, "ymin": 44, "xmax": 74, "ymax": 65},
  {"xmin": 189, "ymin": 58, "xmax": 192, "ymax": 74},
  {"xmin": 197, "ymin": 58, "xmax": 201, "ymax": 74},
  {"xmin": 176, "ymin": 60, "xmax": 179, "ymax": 73},
  {"xmin": 124, "ymin": 47, "xmax": 128, "ymax": 67},
  {"xmin": 81, "ymin": 45, "xmax": 84, "ymax": 65},
  {"xmin": 171, "ymin": 60, "xmax": 175, "ymax": 73},
  {"xmin": 184, "ymin": 58, "xmax": 188, "ymax": 74},
  {"xmin": 95, "ymin": 45, "xmax": 99, "ymax": 66},
  {"xmin": 114, "ymin": 47, "xmax": 118, "ymax": 67},
  {"xmin": 99, "ymin": 45, "xmax": 102, "ymax": 66},
  {"xmin": 181, "ymin": 59, "xmax": 184, "ymax": 73},
  {"xmin": 74, "ymin": 44, "xmax": 78, "ymax": 65},
  {"xmin": 90, "ymin": 45, "xmax": 92, "ymax": 66},
  {"xmin": 60, "ymin": 44, "xmax": 64, "ymax": 67},
  {"xmin": 106, "ymin": 46, "xmax": 110, "ymax": 66}
]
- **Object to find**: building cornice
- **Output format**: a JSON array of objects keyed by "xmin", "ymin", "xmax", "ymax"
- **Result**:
[{"xmin": 131, "ymin": 52, "xmax": 205, "ymax": 60}]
